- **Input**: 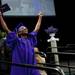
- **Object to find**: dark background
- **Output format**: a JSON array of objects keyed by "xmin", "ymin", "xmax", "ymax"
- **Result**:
[{"xmin": 0, "ymin": 0, "xmax": 75, "ymax": 51}]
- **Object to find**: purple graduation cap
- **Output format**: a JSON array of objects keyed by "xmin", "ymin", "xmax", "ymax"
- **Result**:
[
  {"xmin": 45, "ymin": 26, "xmax": 58, "ymax": 34},
  {"xmin": 13, "ymin": 22, "xmax": 27, "ymax": 33}
]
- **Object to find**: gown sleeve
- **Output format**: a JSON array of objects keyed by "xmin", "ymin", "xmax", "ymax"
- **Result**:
[
  {"xmin": 5, "ymin": 32, "xmax": 18, "ymax": 49},
  {"xmin": 29, "ymin": 31, "xmax": 38, "ymax": 47}
]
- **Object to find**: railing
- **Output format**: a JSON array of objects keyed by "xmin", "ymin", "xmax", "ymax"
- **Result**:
[
  {"xmin": 36, "ymin": 51, "xmax": 75, "ymax": 75},
  {"xmin": 0, "ymin": 45, "xmax": 75, "ymax": 75},
  {"xmin": 0, "ymin": 60, "xmax": 63, "ymax": 75}
]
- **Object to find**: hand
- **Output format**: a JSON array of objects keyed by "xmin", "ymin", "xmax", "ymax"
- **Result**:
[{"xmin": 38, "ymin": 12, "xmax": 44, "ymax": 16}]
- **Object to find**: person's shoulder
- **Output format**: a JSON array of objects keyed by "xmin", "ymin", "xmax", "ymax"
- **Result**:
[
  {"xmin": 29, "ymin": 31, "xmax": 38, "ymax": 36},
  {"xmin": 7, "ymin": 31, "xmax": 17, "ymax": 36}
]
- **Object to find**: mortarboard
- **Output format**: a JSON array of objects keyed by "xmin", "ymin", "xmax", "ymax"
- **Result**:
[{"xmin": 13, "ymin": 22, "xmax": 27, "ymax": 33}]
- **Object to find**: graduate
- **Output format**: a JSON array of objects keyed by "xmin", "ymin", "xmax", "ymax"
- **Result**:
[{"xmin": 0, "ymin": 11, "xmax": 43, "ymax": 75}]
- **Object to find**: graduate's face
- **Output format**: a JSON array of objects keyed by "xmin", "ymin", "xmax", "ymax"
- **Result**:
[{"xmin": 18, "ymin": 26, "xmax": 28, "ymax": 35}]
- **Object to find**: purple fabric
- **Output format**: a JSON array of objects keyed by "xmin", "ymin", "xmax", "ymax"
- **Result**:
[
  {"xmin": 45, "ymin": 26, "xmax": 58, "ymax": 34},
  {"xmin": 6, "ymin": 31, "xmax": 40, "ymax": 75}
]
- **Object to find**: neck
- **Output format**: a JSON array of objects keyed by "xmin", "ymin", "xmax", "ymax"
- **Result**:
[{"xmin": 20, "ymin": 34, "xmax": 28, "ymax": 38}]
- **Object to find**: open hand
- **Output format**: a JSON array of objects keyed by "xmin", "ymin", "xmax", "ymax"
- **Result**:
[{"xmin": 38, "ymin": 12, "xmax": 44, "ymax": 16}]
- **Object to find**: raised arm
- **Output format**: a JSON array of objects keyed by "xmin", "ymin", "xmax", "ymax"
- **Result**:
[
  {"xmin": 0, "ymin": 12, "xmax": 11, "ymax": 33},
  {"xmin": 33, "ymin": 12, "xmax": 43, "ymax": 32}
]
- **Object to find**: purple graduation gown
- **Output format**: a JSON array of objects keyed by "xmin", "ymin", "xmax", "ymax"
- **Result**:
[{"xmin": 6, "ymin": 31, "xmax": 40, "ymax": 75}]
